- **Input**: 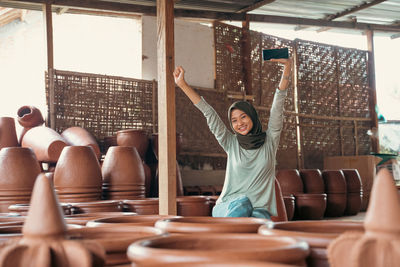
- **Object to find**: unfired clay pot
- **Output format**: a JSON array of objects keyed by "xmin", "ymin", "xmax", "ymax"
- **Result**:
[
  {"xmin": 155, "ymin": 216, "xmax": 269, "ymax": 234},
  {"xmin": 0, "ymin": 117, "xmax": 18, "ymax": 149},
  {"xmin": 16, "ymin": 106, "xmax": 44, "ymax": 128},
  {"xmin": 86, "ymin": 214, "xmax": 179, "ymax": 227},
  {"xmin": 127, "ymin": 233, "xmax": 309, "ymax": 266},
  {"xmin": 299, "ymin": 169, "xmax": 324, "ymax": 193},
  {"xmin": 21, "ymin": 126, "xmax": 67, "ymax": 162},
  {"xmin": 259, "ymin": 220, "xmax": 363, "ymax": 267},
  {"xmin": 116, "ymin": 129, "xmax": 149, "ymax": 159},
  {"xmin": 276, "ymin": 169, "xmax": 304, "ymax": 195},
  {"xmin": 61, "ymin": 126, "xmax": 101, "ymax": 159}
]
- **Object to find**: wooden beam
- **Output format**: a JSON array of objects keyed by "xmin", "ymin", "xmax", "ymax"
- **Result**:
[
  {"xmin": 237, "ymin": 0, "xmax": 276, "ymax": 13},
  {"xmin": 157, "ymin": 0, "xmax": 177, "ymax": 215},
  {"xmin": 366, "ymin": 30, "xmax": 380, "ymax": 153},
  {"xmin": 325, "ymin": 0, "xmax": 387, "ymax": 21},
  {"xmin": 43, "ymin": 3, "xmax": 55, "ymax": 129},
  {"xmin": 241, "ymin": 15, "xmax": 252, "ymax": 95}
]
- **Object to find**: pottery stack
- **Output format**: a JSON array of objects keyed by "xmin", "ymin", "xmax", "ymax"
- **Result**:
[
  {"xmin": 322, "ymin": 170, "xmax": 347, "ymax": 217},
  {"xmin": 0, "ymin": 117, "xmax": 18, "ymax": 149},
  {"xmin": 53, "ymin": 146, "xmax": 103, "ymax": 203},
  {"xmin": 0, "ymin": 147, "xmax": 41, "ymax": 212},
  {"xmin": 102, "ymin": 146, "xmax": 146, "ymax": 200}
]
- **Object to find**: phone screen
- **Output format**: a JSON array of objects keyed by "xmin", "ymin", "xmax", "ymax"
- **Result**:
[{"xmin": 262, "ymin": 48, "xmax": 289, "ymax": 61}]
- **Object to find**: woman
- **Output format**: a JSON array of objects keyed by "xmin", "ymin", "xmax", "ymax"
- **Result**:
[{"xmin": 173, "ymin": 58, "xmax": 292, "ymax": 218}]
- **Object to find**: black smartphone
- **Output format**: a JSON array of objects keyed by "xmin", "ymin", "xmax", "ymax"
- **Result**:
[{"xmin": 262, "ymin": 48, "xmax": 289, "ymax": 61}]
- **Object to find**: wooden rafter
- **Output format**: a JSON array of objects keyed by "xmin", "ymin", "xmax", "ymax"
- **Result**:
[{"xmin": 236, "ymin": 0, "xmax": 276, "ymax": 13}]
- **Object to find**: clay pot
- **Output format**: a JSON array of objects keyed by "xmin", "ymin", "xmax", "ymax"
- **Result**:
[
  {"xmin": 275, "ymin": 169, "xmax": 303, "ymax": 195},
  {"xmin": 69, "ymin": 200, "xmax": 122, "ymax": 214},
  {"xmin": 0, "ymin": 147, "xmax": 41, "ymax": 212},
  {"xmin": 61, "ymin": 126, "xmax": 101, "ymax": 159},
  {"xmin": 116, "ymin": 129, "xmax": 149, "ymax": 159},
  {"xmin": 142, "ymin": 262, "xmax": 295, "ymax": 267},
  {"xmin": 0, "ymin": 117, "xmax": 18, "ymax": 149},
  {"xmin": 299, "ymin": 169, "xmax": 324, "ymax": 193},
  {"xmin": 177, "ymin": 196, "xmax": 211, "ymax": 216},
  {"xmin": 293, "ymin": 193, "xmax": 327, "ymax": 220},
  {"xmin": 17, "ymin": 106, "xmax": 44, "ymax": 128},
  {"xmin": 155, "ymin": 216, "xmax": 269, "ymax": 234},
  {"xmin": 102, "ymin": 146, "xmax": 145, "ymax": 200},
  {"xmin": 86, "ymin": 215, "xmax": 179, "ymax": 228},
  {"xmin": 283, "ymin": 195, "xmax": 295, "ymax": 221},
  {"xmin": 127, "ymin": 233, "xmax": 309, "ymax": 266},
  {"xmin": 153, "ymin": 161, "xmax": 184, "ymax": 197},
  {"xmin": 67, "ymin": 225, "xmax": 165, "ymax": 266},
  {"xmin": 54, "ymin": 146, "xmax": 102, "ymax": 201},
  {"xmin": 207, "ymin": 195, "xmax": 219, "ymax": 214},
  {"xmin": 258, "ymin": 220, "xmax": 364, "ymax": 267},
  {"xmin": 322, "ymin": 170, "xmax": 347, "ymax": 193},
  {"xmin": 21, "ymin": 126, "xmax": 67, "ymax": 162},
  {"xmin": 345, "ymin": 192, "xmax": 363, "ymax": 216},
  {"xmin": 271, "ymin": 179, "xmax": 288, "ymax": 222},
  {"xmin": 123, "ymin": 198, "xmax": 159, "ymax": 215},
  {"xmin": 8, "ymin": 203, "xmax": 73, "ymax": 216},
  {"xmin": 143, "ymin": 162, "xmax": 152, "ymax": 197},
  {"xmin": 324, "ymin": 193, "xmax": 347, "ymax": 217},
  {"xmin": 151, "ymin": 132, "xmax": 184, "ymax": 158},
  {"xmin": 64, "ymin": 212, "xmax": 136, "ymax": 226},
  {"xmin": 342, "ymin": 169, "xmax": 363, "ymax": 215}
]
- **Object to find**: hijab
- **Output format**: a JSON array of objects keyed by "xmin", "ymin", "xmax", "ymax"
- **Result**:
[{"xmin": 228, "ymin": 101, "xmax": 266, "ymax": 150}]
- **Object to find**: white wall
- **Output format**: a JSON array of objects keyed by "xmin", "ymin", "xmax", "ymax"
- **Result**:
[{"xmin": 141, "ymin": 16, "xmax": 215, "ymax": 88}]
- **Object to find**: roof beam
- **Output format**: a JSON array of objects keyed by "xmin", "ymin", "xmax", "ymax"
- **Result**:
[
  {"xmin": 324, "ymin": 0, "xmax": 387, "ymax": 21},
  {"xmin": 237, "ymin": 0, "xmax": 276, "ymax": 13}
]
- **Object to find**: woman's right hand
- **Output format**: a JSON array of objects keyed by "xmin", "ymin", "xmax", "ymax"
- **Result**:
[{"xmin": 173, "ymin": 66, "xmax": 187, "ymax": 88}]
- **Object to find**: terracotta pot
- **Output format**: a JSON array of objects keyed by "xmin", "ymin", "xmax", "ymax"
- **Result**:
[
  {"xmin": 61, "ymin": 126, "xmax": 101, "ymax": 159},
  {"xmin": 127, "ymin": 233, "xmax": 309, "ymax": 266},
  {"xmin": 86, "ymin": 215, "xmax": 179, "ymax": 228},
  {"xmin": 299, "ymin": 169, "xmax": 324, "ymax": 194},
  {"xmin": 67, "ymin": 225, "xmax": 165, "ymax": 266},
  {"xmin": 142, "ymin": 261, "xmax": 295, "ymax": 267},
  {"xmin": 344, "ymin": 192, "xmax": 363, "ymax": 216},
  {"xmin": 17, "ymin": 106, "xmax": 44, "ymax": 128},
  {"xmin": 293, "ymin": 193, "xmax": 327, "ymax": 220},
  {"xmin": 341, "ymin": 169, "xmax": 362, "ymax": 193},
  {"xmin": 151, "ymin": 132, "xmax": 184, "ymax": 158},
  {"xmin": 0, "ymin": 147, "xmax": 41, "ymax": 212},
  {"xmin": 143, "ymin": 162, "xmax": 152, "ymax": 197},
  {"xmin": 322, "ymin": 170, "xmax": 347, "ymax": 193},
  {"xmin": 155, "ymin": 216, "xmax": 269, "ymax": 234},
  {"xmin": 324, "ymin": 193, "xmax": 347, "ymax": 217},
  {"xmin": 21, "ymin": 126, "xmax": 67, "ymax": 162},
  {"xmin": 102, "ymin": 146, "xmax": 145, "ymax": 200},
  {"xmin": 116, "ymin": 129, "xmax": 149, "ymax": 159},
  {"xmin": 207, "ymin": 195, "xmax": 219, "ymax": 215},
  {"xmin": 54, "ymin": 146, "xmax": 102, "ymax": 200},
  {"xmin": 283, "ymin": 195, "xmax": 295, "ymax": 221},
  {"xmin": 123, "ymin": 198, "xmax": 159, "ymax": 215},
  {"xmin": 64, "ymin": 212, "xmax": 137, "ymax": 226},
  {"xmin": 258, "ymin": 220, "xmax": 364, "ymax": 267},
  {"xmin": 8, "ymin": 203, "xmax": 73, "ymax": 216},
  {"xmin": 69, "ymin": 200, "xmax": 122, "ymax": 214},
  {"xmin": 177, "ymin": 196, "xmax": 210, "ymax": 216},
  {"xmin": 275, "ymin": 169, "xmax": 303, "ymax": 195},
  {"xmin": 0, "ymin": 117, "xmax": 18, "ymax": 149}
]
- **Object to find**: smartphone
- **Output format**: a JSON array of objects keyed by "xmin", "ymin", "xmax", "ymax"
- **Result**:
[{"xmin": 262, "ymin": 48, "xmax": 289, "ymax": 61}]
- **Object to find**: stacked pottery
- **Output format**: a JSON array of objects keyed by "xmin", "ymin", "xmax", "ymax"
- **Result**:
[
  {"xmin": 21, "ymin": 126, "xmax": 67, "ymax": 163},
  {"xmin": 0, "ymin": 147, "xmax": 41, "ymax": 212},
  {"xmin": 341, "ymin": 169, "xmax": 363, "ymax": 216},
  {"xmin": 102, "ymin": 146, "xmax": 146, "ymax": 200},
  {"xmin": 0, "ymin": 117, "xmax": 18, "ymax": 149},
  {"xmin": 86, "ymin": 215, "xmax": 180, "ymax": 227},
  {"xmin": 54, "ymin": 146, "xmax": 102, "ymax": 202},
  {"xmin": 16, "ymin": 105, "xmax": 45, "ymax": 143},
  {"xmin": 322, "ymin": 170, "xmax": 347, "ymax": 217},
  {"xmin": 61, "ymin": 126, "xmax": 101, "ymax": 160},
  {"xmin": 276, "ymin": 169, "xmax": 327, "ymax": 220},
  {"xmin": 259, "ymin": 220, "xmax": 363, "ymax": 267},
  {"xmin": 127, "ymin": 233, "xmax": 309, "ymax": 266}
]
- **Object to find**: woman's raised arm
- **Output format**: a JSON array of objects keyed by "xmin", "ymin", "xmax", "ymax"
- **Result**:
[{"xmin": 173, "ymin": 66, "xmax": 201, "ymax": 104}]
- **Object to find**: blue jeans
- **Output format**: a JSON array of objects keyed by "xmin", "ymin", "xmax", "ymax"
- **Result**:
[{"xmin": 212, "ymin": 195, "xmax": 271, "ymax": 219}]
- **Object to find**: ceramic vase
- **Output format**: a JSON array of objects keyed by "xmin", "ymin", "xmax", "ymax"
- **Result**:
[
  {"xmin": 61, "ymin": 126, "xmax": 101, "ymax": 159},
  {"xmin": 275, "ymin": 169, "xmax": 304, "ymax": 195},
  {"xmin": 341, "ymin": 169, "xmax": 363, "ymax": 215},
  {"xmin": 322, "ymin": 170, "xmax": 347, "ymax": 217},
  {"xmin": 299, "ymin": 169, "xmax": 325, "ymax": 193},
  {"xmin": 17, "ymin": 106, "xmax": 44, "ymax": 128}
]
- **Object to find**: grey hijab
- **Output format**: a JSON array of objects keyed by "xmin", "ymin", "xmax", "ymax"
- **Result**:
[{"xmin": 228, "ymin": 101, "xmax": 266, "ymax": 150}]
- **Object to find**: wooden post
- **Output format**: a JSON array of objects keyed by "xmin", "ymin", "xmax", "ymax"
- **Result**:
[
  {"xmin": 43, "ymin": 3, "xmax": 55, "ymax": 129},
  {"xmin": 366, "ymin": 30, "xmax": 379, "ymax": 153},
  {"xmin": 157, "ymin": 0, "xmax": 177, "ymax": 215},
  {"xmin": 241, "ymin": 14, "xmax": 252, "ymax": 95}
]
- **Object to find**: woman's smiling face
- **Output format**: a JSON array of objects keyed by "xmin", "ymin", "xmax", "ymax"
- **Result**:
[{"xmin": 230, "ymin": 109, "xmax": 253, "ymax": 135}]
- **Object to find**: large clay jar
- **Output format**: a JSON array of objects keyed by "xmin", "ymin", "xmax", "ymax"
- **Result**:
[
  {"xmin": 123, "ymin": 198, "xmax": 159, "ymax": 215},
  {"xmin": 61, "ymin": 126, "xmax": 101, "ymax": 159},
  {"xmin": 54, "ymin": 146, "xmax": 102, "ymax": 202},
  {"xmin": 127, "ymin": 233, "xmax": 309, "ymax": 266},
  {"xmin": 293, "ymin": 193, "xmax": 327, "ymax": 220},
  {"xmin": 275, "ymin": 169, "xmax": 303, "ymax": 196},
  {"xmin": 151, "ymin": 132, "xmax": 184, "ymax": 158},
  {"xmin": 283, "ymin": 195, "xmax": 295, "ymax": 221},
  {"xmin": 102, "ymin": 146, "xmax": 146, "ymax": 200},
  {"xmin": 116, "ymin": 129, "xmax": 149, "ymax": 159},
  {"xmin": 341, "ymin": 169, "xmax": 363, "ymax": 216},
  {"xmin": 67, "ymin": 225, "xmax": 165, "ymax": 266},
  {"xmin": 0, "ymin": 117, "xmax": 18, "ymax": 149},
  {"xmin": 86, "ymin": 215, "xmax": 179, "ymax": 227},
  {"xmin": 21, "ymin": 126, "xmax": 67, "ymax": 162},
  {"xmin": 155, "ymin": 216, "xmax": 269, "ymax": 234},
  {"xmin": 17, "ymin": 106, "xmax": 44, "ymax": 128},
  {"xmin": 322, "ymin": 170, "xmax": 347, "ymax": 217},
  {"xmin": 103, "ymin": 135, "xmax": 117, "ymax": 153},
  {"xmin": 299, "ymin": 169, "xmax": 324, "ymax": 193},
  {"xmin": 259, "ymin": 220, "xmax": 364, "ymax": 267},
  {"xmin": 177, "ymin": 196, "xmax": 211, "ymax": 216},
  {"xmin": 69, "ymin": 200, "xmax": 122, "ymax": 214},
  {"xmin": 0, "ymin": 147, "xmax": 41, "ymax": 212}
]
